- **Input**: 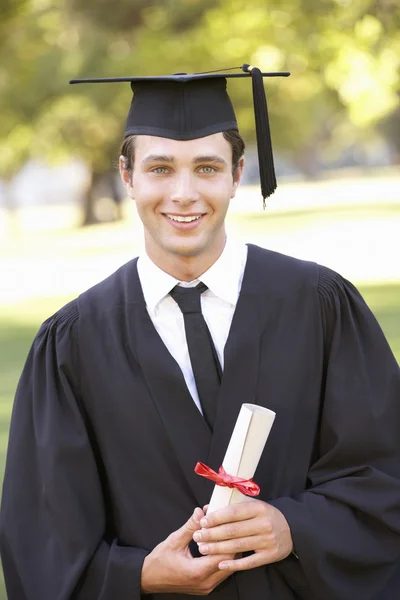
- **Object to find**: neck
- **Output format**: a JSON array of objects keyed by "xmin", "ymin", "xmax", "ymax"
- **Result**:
[{"xmin": 145, "ymin": 237, "xmax": 226, "ymax": 281}]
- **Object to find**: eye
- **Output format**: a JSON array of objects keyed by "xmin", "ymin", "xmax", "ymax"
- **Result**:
[
  {"xmin": 198, "ymin": 166, "xmax": 216, "ymax": 174},
  {"xmin": 151, "ymin": 166, "xmax": 169, "ymax": 175}
]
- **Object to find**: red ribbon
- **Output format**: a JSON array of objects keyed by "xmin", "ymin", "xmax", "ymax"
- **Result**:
[{"xmin": 194, "ymin": 462, "xmax": 260, "ymax": 497}]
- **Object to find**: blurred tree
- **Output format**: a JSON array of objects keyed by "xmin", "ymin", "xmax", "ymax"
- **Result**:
[
  {"xmin": 65, "ymin": 0, "xmax": 218, "ymax": 33},
  {"xmin": 43, "ymin": 0, "xmax": 400, "ymax": 176},
  {"xmin": 0, "ymin": 0, "xmax": 399, "ymax": 224},
  {"xmin": 0, "ymin": 0, "xmax": 60, "ymax": 211},
  {"xmin": 0, "ymin": 0, "xmax": 29, "ymax": 37}
]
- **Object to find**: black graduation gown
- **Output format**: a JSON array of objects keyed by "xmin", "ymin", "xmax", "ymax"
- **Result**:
[{"xmin": 1, "ymin": 244, "xmax": 400, "ymax": 600}]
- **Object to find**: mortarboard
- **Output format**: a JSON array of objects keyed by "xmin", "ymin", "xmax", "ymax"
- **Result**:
[{"xmin": 70, "ymin": 65, "xmax": 290, "ymax": 207}]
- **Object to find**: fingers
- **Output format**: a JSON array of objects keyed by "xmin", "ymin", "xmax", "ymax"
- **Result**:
[
  {"xmin": 169, "ymin": 508, "xmax": 204, "ymax": 550},
  {"xmin": 217, "ymin": 546, "xmax": 290, "ymax": 572},
  {"xmin": 196, "ymin": 553, "xmax": 235, "ymax": 570},
  {"xmin": 194, "ymin": 517, "xmax": 263, "ymax": 544},
  {"xmin": 218, "ymin": 553, "xmax": 270, "ymax": 572},
  {"xmin": 198, "ymin": 534, "xmax": 267, "ymax": 556},
  {"xmin": 199, "ymin": 500, "xmax": 261, "ymax": 529},
  {"xmin": 189, "ymin": 553, "xmax": 236, "ymax": 582},
  {"xmin": 192, "ymin": 500, "xmax": 293, "ymax": 571}
]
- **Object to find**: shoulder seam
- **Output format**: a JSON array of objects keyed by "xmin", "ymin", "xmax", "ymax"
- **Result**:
[
  {"xmin": 317, "ymin": 265, "xmax": 343, "ymax": 299},
  {"xmin": 53, "ymin": 299, "xmax": 79, "ymax": 326}
]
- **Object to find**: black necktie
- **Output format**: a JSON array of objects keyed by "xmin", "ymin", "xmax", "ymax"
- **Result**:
[{"xmin": 170, "ymin": 282, "xmax": 221, "ymax": 429}]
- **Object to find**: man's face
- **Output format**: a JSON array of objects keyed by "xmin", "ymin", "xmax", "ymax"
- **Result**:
[{"xmin": 120, "ymin": 133, "xmax": 243, "ymax": 266}]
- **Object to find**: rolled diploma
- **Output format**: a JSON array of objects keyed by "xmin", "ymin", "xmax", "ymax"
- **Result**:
[{"xmin": 207, "ymin": 404, "xmax": 276, "ymax": 514}]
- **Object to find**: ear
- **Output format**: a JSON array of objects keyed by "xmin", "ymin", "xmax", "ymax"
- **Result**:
[
  {"xmin": 119, "ymin": 155, "xmax": 135, "ymax": 199},
  {"xmin": 231, "ymin": 156, "xmax": 245, "ymax": 199}
]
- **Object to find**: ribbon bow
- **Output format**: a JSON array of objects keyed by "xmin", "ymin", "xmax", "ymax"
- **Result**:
[{"xmin": 194, "ymin": 462, "xmax": 260, "ymax": 497}]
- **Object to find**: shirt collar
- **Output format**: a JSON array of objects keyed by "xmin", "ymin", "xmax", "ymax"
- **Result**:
[
  {"xmin": 137, "ymin": 253, "xmax": 180, "ymax": 314},
  {"xmin": 200, "ymin": 240, "xmax": 247, "ymax": 306},
  {"xmin": 137, "ymin": 240, "xmax": 247, "ymax": 314}
]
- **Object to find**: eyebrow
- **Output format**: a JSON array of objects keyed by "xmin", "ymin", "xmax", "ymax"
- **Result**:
[
  {"xmin": 193, "ymin": 155, "xmax": 228, "ymax": 166},
  {"xmin": 141, "ymin": 154, "xmax": 228, "ymax": 167},
  {"xmin": 142, "ymin": 155, "xmax": 175, "ymax": 166}
]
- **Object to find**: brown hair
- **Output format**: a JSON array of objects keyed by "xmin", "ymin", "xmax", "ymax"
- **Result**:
[{"xmin": 120, "ymin": 129, "xmax": 245, "ymax": 176}]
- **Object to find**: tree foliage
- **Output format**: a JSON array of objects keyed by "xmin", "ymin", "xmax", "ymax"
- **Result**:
[
  {"xmin": 65, "ymin": 0, "xmax": 217, "ymax": 33},
  {"xmin": 0, "ymin": 0, "xmax": 399, "ymax": 184}
]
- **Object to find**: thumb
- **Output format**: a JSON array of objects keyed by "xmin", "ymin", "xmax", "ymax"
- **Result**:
[{"xmin": 169, "ymin": 508, "xmax": 203, "ymax": 550}]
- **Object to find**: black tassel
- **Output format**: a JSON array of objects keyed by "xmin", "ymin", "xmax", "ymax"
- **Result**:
[{"xmin": 242, "ymin": 64, "xmax": 277, "ymax": 208}]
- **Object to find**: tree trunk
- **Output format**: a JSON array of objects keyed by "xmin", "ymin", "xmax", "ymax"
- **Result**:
[
  {"xmin": 81, "ymin": 170, "xmax": 102, "ymax": 226},
  {"xmin": 107, "ymin": 170, "xmax": 125, "ymax": 221}
]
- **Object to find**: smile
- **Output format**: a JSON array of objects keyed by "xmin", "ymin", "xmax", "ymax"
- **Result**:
[{"xmin": 165, "ymin": 214, "xmax": 203, "ymax": 223}]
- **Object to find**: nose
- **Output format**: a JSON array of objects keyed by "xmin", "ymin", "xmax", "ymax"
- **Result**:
[{"xmin": 168, "ymin": 171, "xmax": 200, "ymax": 205}]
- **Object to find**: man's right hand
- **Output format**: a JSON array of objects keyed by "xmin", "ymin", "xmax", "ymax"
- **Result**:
[{"xmin": 141, "ymin": 507, "xmax": 234, "ymax": 595}]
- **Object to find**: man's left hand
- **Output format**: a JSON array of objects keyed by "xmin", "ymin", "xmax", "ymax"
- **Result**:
[{"xmin": 192, "ymin": 500, "xmax": 293, "ymax": 572}]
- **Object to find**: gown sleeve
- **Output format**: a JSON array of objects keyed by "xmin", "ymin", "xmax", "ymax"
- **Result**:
[
  {"xmin": 271, "ymin": 266, "xmax": 400, "ymax": 600},
  {"xmin": 0, "ymin": 301, "xmax": 149, "ymax": 600}
]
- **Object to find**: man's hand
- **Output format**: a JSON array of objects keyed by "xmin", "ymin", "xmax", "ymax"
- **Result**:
[
  {"xmin": 192, "ymin": 500, "xmax": 293, "ymax": 572},
  {"xmin": 141, "ymin": 508, "xmax": 235, "ymax": 595}
]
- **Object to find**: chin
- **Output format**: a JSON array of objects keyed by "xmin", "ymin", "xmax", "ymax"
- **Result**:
[
  {"xmin": 164, "ymin": 235, "xmax": 211, "ymax": 256},
  {"xmin": 168, "ymin": 244, "xmax": 204, "ymax": 258}
]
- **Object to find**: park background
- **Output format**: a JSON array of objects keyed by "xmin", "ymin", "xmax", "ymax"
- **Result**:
[{"xmin": 0, "ymin": 0, "xmax": 399, "ymax": 596}]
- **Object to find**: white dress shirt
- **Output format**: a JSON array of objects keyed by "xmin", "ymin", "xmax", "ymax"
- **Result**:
[{"xmin": 137, "ymin": 241, "xmax": 248, "ymax": 413}]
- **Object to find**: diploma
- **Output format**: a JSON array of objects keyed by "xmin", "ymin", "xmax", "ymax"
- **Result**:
[{"xmin": 207, "ymin": 403, "xmax": 276, "ymax": 514}]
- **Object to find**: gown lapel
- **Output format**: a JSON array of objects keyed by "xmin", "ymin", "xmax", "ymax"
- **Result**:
[
  {"xmin": 207, "ymin": 244, "xmax": 271, "ymax": 471},
  {"xmin": 128, "ymin": 264, "xmax": 214, "ymax": 508}
]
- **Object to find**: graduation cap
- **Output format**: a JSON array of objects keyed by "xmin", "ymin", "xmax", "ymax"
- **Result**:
[{"xmin": 70, "ymin": 64, "xmax": 290, "ymax": 207}]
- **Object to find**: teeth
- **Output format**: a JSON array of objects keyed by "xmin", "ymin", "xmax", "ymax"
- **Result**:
[{"xmin": 167, "ymin": 215, "xmax": 202, "ymax": 223}]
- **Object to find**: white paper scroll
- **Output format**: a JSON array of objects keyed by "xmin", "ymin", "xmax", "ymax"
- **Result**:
[{"xmin": 207, "ymin": 404, "xmax": 276, "ymax": 514}]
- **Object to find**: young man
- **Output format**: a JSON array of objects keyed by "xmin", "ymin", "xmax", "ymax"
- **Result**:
[{"xmin": 1, "ymin": 67, "xmax": 400, "ymax": 600}]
